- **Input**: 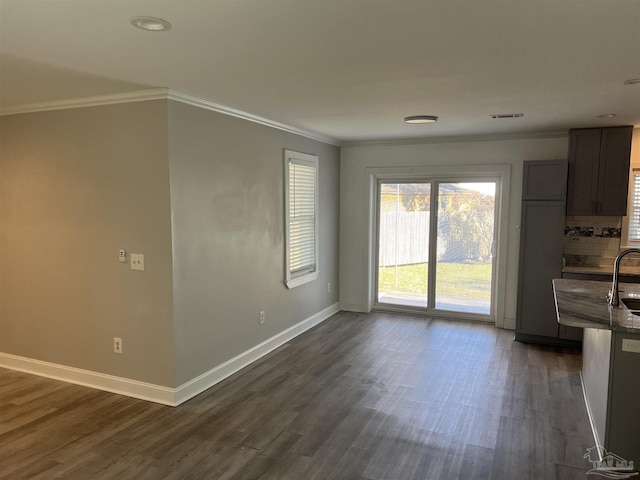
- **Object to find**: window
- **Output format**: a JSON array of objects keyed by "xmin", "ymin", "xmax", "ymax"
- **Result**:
[
  {"xmin": 623, "ymin": 168, "xmax": 640, "ymax": 246},
  {"xmin": 284, "ymin": 150, "xmax": 319, "ymax": 288}
]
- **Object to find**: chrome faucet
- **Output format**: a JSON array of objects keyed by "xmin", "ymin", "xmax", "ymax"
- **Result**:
[{"xmin": 608, "ymin": 248, "xmax": 640, "ymax": 306}]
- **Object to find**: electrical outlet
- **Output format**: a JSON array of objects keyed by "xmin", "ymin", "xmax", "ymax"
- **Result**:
[
  {"xmin": 622, "ymin": 338, "xmax": 640, "ymax": 354},
  {"xmin": 114, "ymin": 337, "xmax": 123, "ymax": 354},
  {"xmin": 119, "ymin": 249, "xmax": 127, "ymax": 263},
  {"xmin": 328, "ymin": 282, "xmax": 331, "ymax": 293},
  {"xmin": 130, "ymin": 253, "xmax": 144, "ymax": 271},
  {"xmin": 259, "ymin": 311, "xmax": 265, "ymax": 325}
]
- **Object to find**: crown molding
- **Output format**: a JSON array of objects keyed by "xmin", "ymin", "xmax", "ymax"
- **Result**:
[
  {"xmin": 1, "ymin": 89, "xmax": 578, "ymax": 147},
  {"xmin": 166, "ymin": 90, "xmax": 339, "ymax": 146},
  {"xmin": 0, "ymin": 88, "xmax": 341, "ymax": 147},
  {"xmin": 0, "ymin": 88, "xmax": 170, "ymax": 116}
]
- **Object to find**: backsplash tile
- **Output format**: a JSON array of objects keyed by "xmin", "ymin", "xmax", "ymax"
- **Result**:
[
  {"xmin": 563, "ymin": 216, "xmax": 622, "ymax": 265},
  {"xmin": 564, "ymin": 226, "xmax": 595, "ymax": 237},
  {"xmin": 564, "ymin": 226, "xmax": 621, "ymax": 238},
  {"xmin": 564, "ymin": 236, "xmax": 620, "ymax": 255},
  {"xmin": 601, "ymin": 227, "xmax": 622, "ymax": 238}
]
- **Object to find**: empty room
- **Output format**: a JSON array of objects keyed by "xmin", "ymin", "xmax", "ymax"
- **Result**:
[{"xmin": 1, "ymin": 1, "xmax": 639, "ymax": 479}]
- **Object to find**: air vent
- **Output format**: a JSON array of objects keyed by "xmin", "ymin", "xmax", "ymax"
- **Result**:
[{"xmin": 489, "ymin": 113, "xmax": 524, "ymax": 119}]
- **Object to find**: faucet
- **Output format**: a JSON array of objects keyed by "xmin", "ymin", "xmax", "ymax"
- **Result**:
[{"xmin": 608, "ymin": 248, "xmax": 640, "ymax": 306}]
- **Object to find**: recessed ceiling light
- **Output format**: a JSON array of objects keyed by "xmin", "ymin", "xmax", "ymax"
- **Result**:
[
  {"xmin": 624, "ymin": 78, "xmax": 640, "ymax": 85},
  {"xmin": 404, "ymin": 115, "xmax": 438, "ymax": 124},
  {"xmin": 489, "ymin": 113, "xmax": 524, "ymax": 119},
  {"xmin": 597, "ymin": 113, "xmax": 617, "ymax": 118},
  {"xmin": 130, "ymin": 16, "xmax": 171, "ymax": 31}
]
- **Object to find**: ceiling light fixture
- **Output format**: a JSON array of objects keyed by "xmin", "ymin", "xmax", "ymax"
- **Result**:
[
  {"xmin": 489, "ymin": 113, "xmax": 524, "ymax": 119},
  {"xmin": 624, "ymin": 78, "xmax": 640, "ymax": 85},
  {"xmin": 597, "ymin": 113, "xmax": 617, "ymax": 118},
  {"xmin": 130, "ymin": 16, "xmax": 171, "ymax": 31},
  {"xmin": 404, "ymin": 115, "xmax": 438, "ymax": 124}
]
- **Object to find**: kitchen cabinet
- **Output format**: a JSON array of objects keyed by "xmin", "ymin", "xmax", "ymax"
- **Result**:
[
  {"xmin": 522, "ymin": 159, "xmax": 568, "ymax": 200},
  {"xmin": 582, "ymin": 328, "xmax": 640, "ymax": 465},
  {"xmin": 566, "ymin": 126, "xmax": 633, "ymax": 216},
  {"xmin": 516, "ymin": 160, "xmax": 582, "ymax": 345}
]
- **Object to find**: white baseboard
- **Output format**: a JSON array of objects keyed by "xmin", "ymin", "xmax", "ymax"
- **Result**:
[
  {"xmin": 0, "ymin": 302, "xmax": 340, "ymax": 407},
  {"xmin": 339, "ymin": 301, "xmax": 366, "ymax": 312},
  {"xmin": 173, "ymin": 302, "xmax": 340, "ymax": 405},
  {"xmin": 0, "ymin": 352, "xmax": 175, "ymax": 405}
]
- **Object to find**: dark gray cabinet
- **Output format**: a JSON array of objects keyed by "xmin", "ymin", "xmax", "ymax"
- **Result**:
[
  {"xmin": 566, "ymin": 126, "xmax": 633, "ymax": 216},
  {"xmin": 516, "ymin": 160, "xmax": 582, "ymax": 345},
  {"xmin": 522, "ymin": 159, "xmax": 568, "ymax": 201},
  {"xmin": 583, "ymin": 328, "xmax": 640, "ymax": 464}
]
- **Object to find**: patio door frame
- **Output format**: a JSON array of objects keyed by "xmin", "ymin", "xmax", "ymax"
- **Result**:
[{"xmin": 365, "ymin": 164, "xmax": 511, "ymax": 326}]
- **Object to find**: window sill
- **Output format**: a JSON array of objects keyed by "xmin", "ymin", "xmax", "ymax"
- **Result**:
[{"xmin": 286, "ymin": 271, "xmax": 319, "ymax": 289}]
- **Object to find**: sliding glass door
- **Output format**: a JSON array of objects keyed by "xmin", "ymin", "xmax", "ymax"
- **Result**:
[
  {"xmin": 376, "ymin": 180, "xmax": 497, "ymax": 317},
  {"xmin": 378, "ymin": 183, "xmax": 431, "ymax": 308}
]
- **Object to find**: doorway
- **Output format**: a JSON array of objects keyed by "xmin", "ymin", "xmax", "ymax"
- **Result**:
[{"xmin": 376, "ymin": 179, "xmax": 497, "ymax": 318}]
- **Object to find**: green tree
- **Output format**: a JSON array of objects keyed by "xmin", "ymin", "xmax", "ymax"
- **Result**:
[{"xmin": 438, "ymin": 186, "xmax": 494, "ymax": 263}]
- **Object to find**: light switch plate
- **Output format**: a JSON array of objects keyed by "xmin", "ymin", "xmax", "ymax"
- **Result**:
[
  {"xmin": 130, "ymin": 253, "xmax": 144, "ymax": 271},
  {"xmin": 621, "ymin": 338, "xmax": 640, "ymax": 354}
]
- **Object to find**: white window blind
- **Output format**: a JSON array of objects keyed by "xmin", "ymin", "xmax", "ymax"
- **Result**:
[
  {"xmin": 284, "ymin": 150, "xmax": 319, "ymax": 288},
  {"xmin": 628, "ymin": 169, "xmax": 640, "ymax": 242}
]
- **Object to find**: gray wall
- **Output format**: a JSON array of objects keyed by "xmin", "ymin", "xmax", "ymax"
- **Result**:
[
  {"xmin": 0, "ymin": 101, "xmax": 176, "ymax": 386},
  {"xmin": 0, "ymin": 99, "xmax": 341, "ymax": 390},
  {"xmin": 339, "ymin": 136, "xmax": 569, "ymax": 328},
  {"xmin": 167, "ymin": 101, "xmax": 340, "ymax": 386}
]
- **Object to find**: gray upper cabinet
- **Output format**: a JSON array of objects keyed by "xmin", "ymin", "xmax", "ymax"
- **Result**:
[
  {"xmin": 566, "ymin": 126, "xmax": 633, "ymax": 216},
  {"xmin": 522, "ymin": 159, "xmax": 568, "ymax": 200}
]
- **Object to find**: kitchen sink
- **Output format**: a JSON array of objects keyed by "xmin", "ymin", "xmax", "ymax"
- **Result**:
[{"xmin": 620, "ymin": 297, "xmax": 640, "ymax": 313}]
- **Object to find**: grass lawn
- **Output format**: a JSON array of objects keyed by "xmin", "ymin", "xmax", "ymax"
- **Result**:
[{"xmin": 378, "ymin": 262, "xmax": 492, "ymax": 300}]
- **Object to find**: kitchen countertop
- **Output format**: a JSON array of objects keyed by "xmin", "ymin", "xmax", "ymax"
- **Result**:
[{"xmin": 552, "ymin": 278, "xmax": 640, "ymax": 332}]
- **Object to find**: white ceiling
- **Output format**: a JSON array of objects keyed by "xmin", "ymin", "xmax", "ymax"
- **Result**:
[{"xmin": 1, "ymin": 0, "xmax": 639, "ymax": 143}]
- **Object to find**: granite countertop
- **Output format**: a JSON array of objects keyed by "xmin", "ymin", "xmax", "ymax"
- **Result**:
[{"xmin": 552, "ymin": 279, "xmax": 640, "ymax": 332}]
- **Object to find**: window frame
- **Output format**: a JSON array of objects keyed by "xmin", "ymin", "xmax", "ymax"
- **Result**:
[
  {"xmin": 622, "ymin": 167, "xmax": 640, "ymax": 247},
  {"xmin": 284, "ymin": 149, "xmax": 319, "ymax": 289}
]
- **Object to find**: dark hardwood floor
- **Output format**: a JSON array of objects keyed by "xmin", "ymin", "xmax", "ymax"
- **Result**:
[{"xmin": 0, "ymin": 311, "xmax": 595, "ymax": 479}]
